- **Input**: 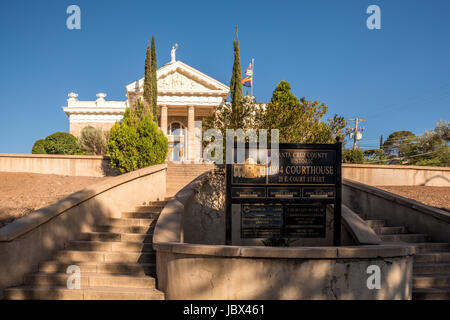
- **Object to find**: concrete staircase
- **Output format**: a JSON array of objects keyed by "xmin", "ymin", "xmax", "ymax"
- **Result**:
[
  {"xmin": 166, "ymin": 162, "xmax": 215, "ymax": 197},
  {"xmin": 366, "ymin": 219, "xmax": 450, "ymax": 300},
  {"xmin": 4, "ymin": 201, "xmax": 169, "ymax": 300}
]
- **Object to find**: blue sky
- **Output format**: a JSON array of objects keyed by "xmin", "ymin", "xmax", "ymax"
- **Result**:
[{"xmin": 0, "ymin": 0, "xmax": 449, "ymax": 153}]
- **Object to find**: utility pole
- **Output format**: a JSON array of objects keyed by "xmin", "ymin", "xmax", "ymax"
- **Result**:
[{"xmin": 348, "ymin": 118, "xmax": 365, "ymax": 150}]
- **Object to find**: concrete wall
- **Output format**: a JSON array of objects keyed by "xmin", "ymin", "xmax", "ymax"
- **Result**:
[
  {"xmin": 0, "ymin": 153, "xmax": 117, "ymax": 177},
  {"xmin": 0, "ymin": 164, "xmax": 167, "ymax": 297},
  {"xmin": 154, "ymin": 171, "xmax": 413, "ymax": 300},
  {"xmin": 2, "ymin": 154, "xmax": 448, "ymax": 185},
  {"xmin": 155, "ymin": 243, "xmax": 413, "ymax": 300},
  {"xmin": 343, "ymin": 179, "xmax": 450, "ymax": 243},
  {"xmin": 342, "ymin": 164, "xmax": 450, "ymax": 186}
]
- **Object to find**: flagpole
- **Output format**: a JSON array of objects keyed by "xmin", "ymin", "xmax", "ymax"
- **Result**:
[{"xmin": 251, "ymin": 58, "xmax": 254, "ymax": 98}]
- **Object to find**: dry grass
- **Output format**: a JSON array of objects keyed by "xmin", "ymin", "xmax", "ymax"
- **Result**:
[{"xmin": 0, "ymin": 172, "xmax": 110, "ymax": 228}]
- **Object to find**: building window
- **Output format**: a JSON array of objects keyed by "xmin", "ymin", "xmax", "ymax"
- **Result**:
[{"xmin": 169, "ymin": 122, "xmax": 184, "ymax": 136}]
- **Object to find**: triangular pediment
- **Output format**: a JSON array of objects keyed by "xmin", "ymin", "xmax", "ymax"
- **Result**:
[
  {"xmin": 125, "ymin": 60, "xmax": 229, "ymax": 95},
  {"xmin": 158, "ymin": 69, "xmax": 214, "ymax": 91}
]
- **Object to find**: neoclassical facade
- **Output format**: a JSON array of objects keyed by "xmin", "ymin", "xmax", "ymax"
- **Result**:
[{"xmin": 63, "ymin": 54, "xmax": 230, "ymax": 162}]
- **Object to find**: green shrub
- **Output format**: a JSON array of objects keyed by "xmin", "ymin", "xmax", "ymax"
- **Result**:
[
  {"xmin": 31, "ymin": 139, "xmax": 46, "ymax": 154},
  {"xmin": 79, "ymin": 126, "xmax": 109, "ymax": 155},
  {"xmin": 108, "ymin": 121, "xmax": 140, "ymax": 173},
  {"xmin": 136, "ymin": 116, "xmax": 168, "ymax": 167},
  {"xmin": 342, "ymin": 148, "xmax": 364, "ymax": 164},
  {"xmin": 44, "ymin": 132, "xmax": 82, "ymax": 155},
  {"xmin": 108, "ymin": 107, "xmax": 168, "ymax": 173}
]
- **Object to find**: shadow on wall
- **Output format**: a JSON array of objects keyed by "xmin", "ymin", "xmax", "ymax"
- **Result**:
[
  {"xmin": 183, "ymin": 169, "xmax": 226, "ymax": 245},
  {"xmin": 163, "ymin": 171, "xmax": 413, "ymax": 299},
  {"xmin": 101, "ymin": 159, "xmax": 120, "ymax": 177},
  {"xmin": 171, "ymin": 255, "xmax": 412, "ymax": 300},
  {"xmin": 420, "ymin": 174, "xmax": 450, "ymax": 186},
  {"xmin": 0, "ymin": 164, "xmax": 167, "ymax": 299},
  {"xmin": 0, "ymin": 190, "xmax": 113, "ymax": 299}
]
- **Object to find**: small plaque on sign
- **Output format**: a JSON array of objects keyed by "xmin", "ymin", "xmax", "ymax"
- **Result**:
[
  {"xmin": 303, "ymin": 187, "xmax": 335, "ymax": 199},
  {"xmin": 231, "ymin": 187, "xmax": 266, "ymax": 199},
  {"xmin": 241, "ymin": 204, "xmax": 283, "ymax": 238},
  {"xmin": 267, "ymin": 187, "xmax": 301, "ymax": 199},
  {"xmin": 284, "ymin": 204, "xmax": 326, "ymax": 238}
]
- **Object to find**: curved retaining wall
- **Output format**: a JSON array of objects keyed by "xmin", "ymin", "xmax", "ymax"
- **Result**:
[
  {"xmin": 153, "ymin": 171, "xmax": 414, "ymax": 300},
  {"xmin": 0, "ymin": 164, "xmax": 167, "ymax": 297},
  {"xmin": 0, "ymin": 153, "xmax": 117, "ymax": 177},
  {"xmin": 154, "ymin": 242, "xmax": 413, "ymax": 300}
]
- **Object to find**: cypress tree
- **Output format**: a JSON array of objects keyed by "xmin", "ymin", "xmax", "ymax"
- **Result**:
[
  {"xmin": 229, "ymin": 26, "xmax": 243, "ymax": 129},
  {"xmin": 151, "ymin": 35, "xmax": 158, "ymax": 121},
  {"xmin": 143, "ymin": 41, "xmax": 153, "ymax": 119},
  {"xmin": 380, "ymin": 135, "xmax": 383, "ymax": 149}
]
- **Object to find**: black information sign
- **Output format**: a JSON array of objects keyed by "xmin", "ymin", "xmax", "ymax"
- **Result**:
[
  {"xmin": 241, "ymin": 204, "xmax": 283, "ymax": 238},
  {"xmin": 225, "ymin": 142, "xmax": 342, "ymax": 245}
]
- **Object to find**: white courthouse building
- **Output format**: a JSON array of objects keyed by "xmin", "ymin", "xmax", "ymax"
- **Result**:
[{"xmin": 63, "ymin": 50, "xmax": 230, "ymax": 162}]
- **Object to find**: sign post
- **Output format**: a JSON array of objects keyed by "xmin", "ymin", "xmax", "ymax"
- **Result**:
[{"xmin": 225, "ymin": 142, "xmax": 342, "ymax": 246}]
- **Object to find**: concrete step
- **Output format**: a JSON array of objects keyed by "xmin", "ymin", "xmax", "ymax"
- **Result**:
[
  {"xmin": 372, "ymin": 226, "xmax": 408, "ymax": 235},
  {"xmin": 78, "ymin": 232, "xmax": 153, "ymax": 243},
  {"xmin": 53, "ymin": 250, "xmax": 156, "ymax": 263},
  {"xmin": 415, "ymin": 252, "xmax": 450, "ymax": 263},
  {"xmin": 65, "ymin": 241, "xmax": 154, "ymax": 253},
  {"xmin": 379, "ymin": 234, "xmax": 430, "ymax": 243},
  {"xmin": 366, "ymin": 220, "xmax": 386, "ymax": 228},
  {"xmin": 24, "ymin": 272, "xmax": 156, "ymax": 289},
  {"xmin": 412, "ymin": 287, "xmax": 450, "ymax": 300},
  {"xmin": 412, "ymin": 243, "xmax": 450, "ymax": 253},
  {"xmin": 414, "ymin": 275, "xmax": 450, "ymax": 288},
  {"xmin": 167, "ymin": 167, "xmax": 213, "ymax": 171},
  {"xmin": 167, "ymin": 166, "xmax": 213, "ymax": 170},
  {"xmin": 105, "ymin": 218, "xmax": 154, "ymax": 227},
  {"xmin": 166, "ymin": 175, "xmax": 200, "ymax": 179},
  {"xmin": 139, "ymin": 201, "xmax": 167, "ymax": 208},
  {"xmin": 414, "ymin": 263, "xmax": 450, "ymax": 275},
  {"xmin": 167, "ymin": 175, "xmax": 205, "ymax": 179},
  {"xmin": 166, "ymin": 183, "xmax": 194, "ymax": 189},
  {"xmin": 94, "ymin": 225, "xmax": 151, "ymax": 234},
  {"xmin": 39, "ymin": 261, "xmax": 156, "ymax": 276},
  {"xmin": 4, "ymin": 285, "xmax": 164, "ymax": 300},
  {"xmin": 134, "ymin": 206, "xmax": 164, "ymax": 213},
  {"xmin": 121, "ymin": 211, "xmax": 160, "ymax": 219}
]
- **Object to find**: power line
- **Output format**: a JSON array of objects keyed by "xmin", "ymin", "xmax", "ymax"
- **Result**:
[{"xmin": 347, "ymin": 118, "xmax": 365, "ymax": 150}]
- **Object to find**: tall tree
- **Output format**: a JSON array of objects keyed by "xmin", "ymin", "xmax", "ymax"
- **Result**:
[
  {"xmin": 382, "ymin": 130, "xmax": 415, "ymax": 161},
  {"xmin": 229, "ymin": 26, "xmax": 244, "ymax": 129},
  {"xmin": 143, "ymin": 41, "xmax": 153, "ymax": 119},
  {"xmin": 261, "ymin": 80, "xmax": 344, "ymax": 144},
  {"xmin": 151, "ymin": 35, "xmax": 158, "ymax": 121}
]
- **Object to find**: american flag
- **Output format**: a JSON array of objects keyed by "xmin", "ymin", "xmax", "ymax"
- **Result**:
[{"xmin": 245, "ymin": 63, "xmax": 253, "ymax": 76}]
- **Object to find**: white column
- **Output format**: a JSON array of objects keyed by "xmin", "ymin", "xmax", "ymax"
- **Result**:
[
  {"xmin": 160, "ymin": 105, "xmax": 168, "ymax": 135},
  {"xmin": 187, "ymin": 105, "xmax": 195, "ymax": 162}
]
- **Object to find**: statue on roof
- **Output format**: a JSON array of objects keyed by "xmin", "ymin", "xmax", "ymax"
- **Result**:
[{"xmin": 171, "ymin": 43, "xmax": 178, "ymax": 63}]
